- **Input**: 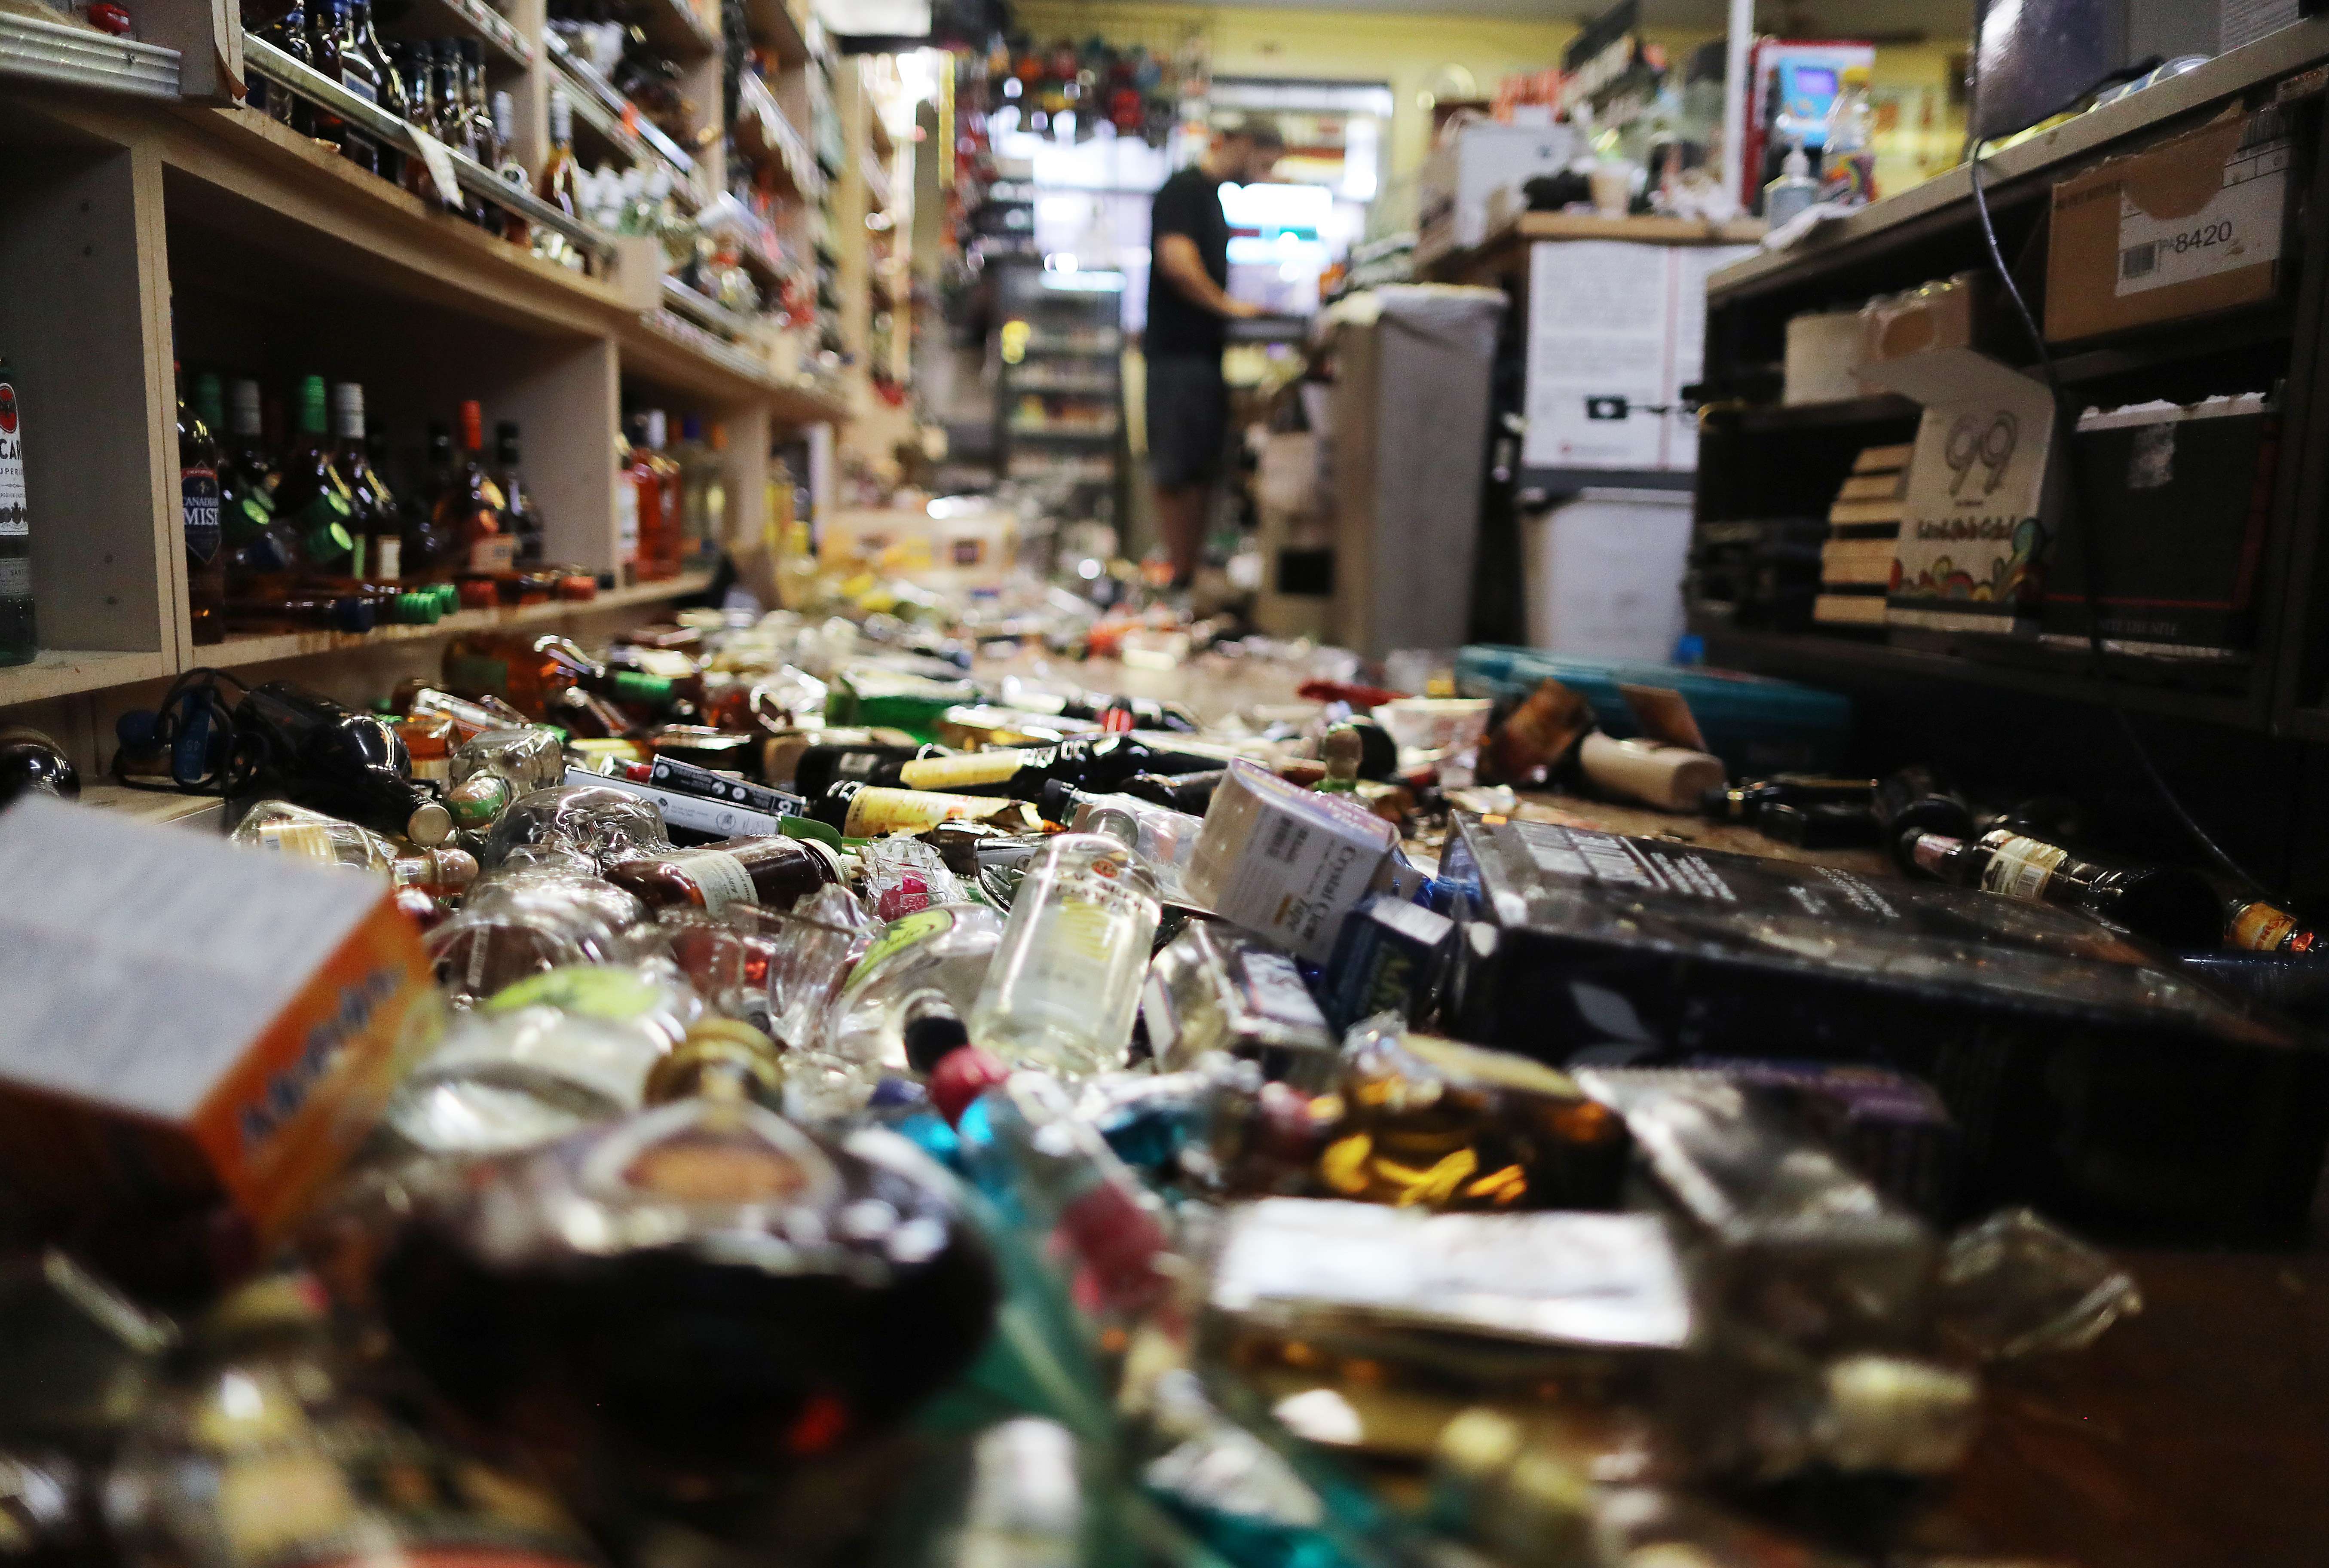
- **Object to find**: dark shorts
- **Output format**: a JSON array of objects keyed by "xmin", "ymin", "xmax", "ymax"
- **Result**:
[{"xmin": 1145, "ymin": 355, "xmax": 1228, "ymax": 490}]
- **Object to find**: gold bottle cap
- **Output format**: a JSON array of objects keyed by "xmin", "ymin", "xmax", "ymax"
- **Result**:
[{"xmin": 645, "ymin": 1018, "xmax": 786, "ymax": 1107}]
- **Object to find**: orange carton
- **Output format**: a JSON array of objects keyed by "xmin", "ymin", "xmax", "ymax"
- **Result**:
[{"xmin": 0, "ymin": 796, "xmax": 442, "ymax": 1249}]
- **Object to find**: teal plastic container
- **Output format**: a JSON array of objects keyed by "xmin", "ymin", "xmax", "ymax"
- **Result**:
[{"xmin": 1455, "ymin": 645, "xmax": 1853, "ymax": 777}]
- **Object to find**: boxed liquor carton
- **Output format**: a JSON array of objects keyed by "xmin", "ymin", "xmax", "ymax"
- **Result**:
[
  {"xmin": 0, "ymin": 797, "xmax": 441, "ymax": 1256},
  {"xmin": 1436, "ymin": 812, "xmax": 2329, "ymax": 1243}
]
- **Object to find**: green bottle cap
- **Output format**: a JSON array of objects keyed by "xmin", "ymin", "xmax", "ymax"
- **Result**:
[
  {"xmin": 245, "ymin": 487, "xmax": 275, "ymax": 518},
  {"xmin": 304, "ymin": 516, "xmax": 353, "ymax": 564},
  {"xmin": 446, "ymin": 772, "xmax": 515, "ymax": 828},
  {"xmin": 298, "ymin": 375, "xmax": 328, "ymax": 436},
  {"xmin": 433, "ymin": 582, "xmax": 460, "ymax": 613},
  {"xmin": 227, "ymin": 494, "xmax": 272, "ymax": 544},
  {"xmin": 302, "ymin": 488, "xmax": 352, "ymax": 524},
  {"xmin": 193, "ymin": 373, "xmax": 225, "ymax": 432},
  {"xmin": 611, "ymin": 671, "xmax": 675, "ymax": 707},
  {"xmin": 397, "ymin": 591, "xmax": 441, "ymax": 625}
]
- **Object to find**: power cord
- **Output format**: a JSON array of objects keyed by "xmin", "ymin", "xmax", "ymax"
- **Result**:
[{"xmin": 1960, "ymin": 11, "xmax": 2274, "ymax": 896}]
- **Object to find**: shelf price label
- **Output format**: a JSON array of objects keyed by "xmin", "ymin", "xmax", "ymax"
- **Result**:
[{"xmin": 408, "ymin": 128, "xmax": 463, "ymax": 211}]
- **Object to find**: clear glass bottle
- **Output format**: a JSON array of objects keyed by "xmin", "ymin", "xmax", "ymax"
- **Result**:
[{"xmin": 968, "ymin": 819, "xmax": 1160, "ymax": 1076}]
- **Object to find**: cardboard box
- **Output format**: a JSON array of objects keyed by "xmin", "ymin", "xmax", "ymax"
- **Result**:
[
  {"xmin": 1783, "ymin": 308, "xmax": 1868, "ymax": 406},
  {"xmin": 1436, "ymin": 812, "xmax": 2329, "ymax": 1243},
  {"xmin": 2041, "ymin": 393, "xmax": 2277, "ymax": 656},
  {"xmin": 1860, "ymin": 348, "xmax": 2062, "ymax": 636},
  {"xmin": 0, "ymin": 798, "xmax": 440, "ymax": 1250},
  {"xmin": 1417, "ymin": 122, "xmax": 1581, "ymax": 255},
  {"xmin": 2045, "ymin": 105, "xmax": 2294, "ymax": 343},
  {"xmin": 1861, "ymin": 272, "xmax": 1989, "ymax": 365}
]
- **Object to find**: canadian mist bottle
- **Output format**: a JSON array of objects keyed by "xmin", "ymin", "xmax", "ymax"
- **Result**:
[{"xmin": 0, "ymin": 354, "xmax": 32, "ymax": 667}]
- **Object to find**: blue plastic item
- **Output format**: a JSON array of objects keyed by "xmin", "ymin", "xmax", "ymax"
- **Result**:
[{"xmin": 1456, "ymin": 644, "xmax": 1852, "ymax": 776}]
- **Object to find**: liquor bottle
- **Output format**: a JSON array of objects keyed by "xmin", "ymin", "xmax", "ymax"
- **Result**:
[
  {"xmin": 642, "ymin": 1018, "xmax": 788, "ymax": 1109},
  {"xmin": 791, "ymin": 740, "xmax": 922, "ymax": 797},
  {"xmin": 805, "ymin": 781, "xmax": 1041, "ymax": 838},
  {"xmin": 444, "ymin": 633, "xmax": 676, "ymax": 732},
  {"xmin": 888, "ymin": 735, "xmax": 1222, "ymax": 802},
  {"xmin": 330, "ymin": 382, "xmax": 401, "ymax": 582},
  {"xmin": 1480, "ymin": 678, "xmax": 1593, "ymax": 786},
  {"xmin": 230, "ymin": 799, "xmax": 477, "ymax": 893},
  {"xmin": 393, "ymin": 42, "xmax": 438, "ymax": 198},
  {"xmin": 489, "ymin": 90, "xmax": 530, "ymax": 244},
  {"xmin": 439, "ymin": 724, "xmax": 565, "ymax": 830},
  {"xmin": 263, "ymin": 0, "xmax": 313, "ymax": 132},
  {"xmin": 628, "ymin": 411, "xmax": 680, "ymax": 582},
  {"xmin": 328, "ymin": 0, "xmax": 385, "ymax": 179},
  {"xmin": 305, "ymin": 0, "xmax": 356, "ymax": 162},
  {"xmin": 353, "ymin": 0, "xmax": 403, "ymax": 117},
  {"xmin": 0, "ymin": 726, "xmax": 77, "ymax": 806},
  {"xmin": 1875, "ymin": 765, "xmax": 1973, "ymax": 876},
  {"xmin": 602, "ymin": 833, "xmax": 843, "ymax": 916},
  {"xmin": 1703, "ymin": 774, "xmax": 1878, "ymax": 824},
  {"xmin": 368, "ymin": 1095, "xmax": 1000, "ymax": 1519},
  {"xmin": 1120, "ymin": 768, "xmax": 1222, "ymax": 815},
  {"xmin": 220, "ymin": 591, "xmax": 376, "ymax": 634},
  {"xmin": 493, "ymin": 421, "xmax": 545, "ymax": 564},
  {"xmin": 428, "ymin": 40, "xmax": 470, "ymax": 155},
  {"xmin": 176, "ymin": 362, "xmax": 226, "ymax": 637},
  {"xmin": 1910, "ymin": 829, "xmax": 2222, "ymax": 949},
  {"xmin": 456, "ymin": 40, "xmax": 495, "ymax": 160},
  {"xmin": 434, "ymin": 400, "xmax": 511, "ymax": 574},
  {"xmin": 395, "ymin": 420, "xmax": 459, "ymax": 580},
  {"xmin": 229, "ymin": 680, "xmax": 453, "ymax": 845},
  {"xmin": 995, "ymin": 676, "xmax": 1199, "ymax": 734},
  {"xmin": 270, "ymin": 376, "xmax": 357, "ymax": 576},
  {"xmin": 671, "ymin": 414, "xmax": 717, "ymax": 562},
  {"xmin": 613, "ymin": 420, "xmax": 640, "ymax": 579},
  {"xmin": 826, "ymin": 902, "xmax": 1006, "ymax": 1080},
  {"xmin": 1314, "ymin": 724, "xmax": 1362, "ymax": 794},
  {"xmin": 219, "ymin": 377, "xmax": 279, "ymax": 516},
  {"xmin": 539, "ymin": 89, "xmax": 580, "ymax": 217},
  {"xmin": 2225, "ymin": 900, "xmax": 2325, "ymax": 955},
  {"xmin": 967, "ymin": 821, "xmax": 1162, "ymax": 1076},
  {"xmin": 0, "ymin": 354, "xmax": 29, "ymax": 668},
  {"xmin": 396, "ymin": 680, "xmax": 532, "ymax": 741}
]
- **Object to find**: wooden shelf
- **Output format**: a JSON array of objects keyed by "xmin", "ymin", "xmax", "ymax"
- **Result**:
[
  {"xmin": 629, "ymin": 0, "xmax": 718, "ymax": 63},
  {"xmin": 395, "ymin": 0, "xmax": 533, "ymax": 71},
  {"xmin": 203, "ymin": 575, "xmax": 714, "ymax": 669},
  {"xmin": 0, "ymin": 8, "xmax": 177, "ymax": 96},
  {"xmin": 1694, "ymin": 619, "xmax": 2268, "ymax": 729},
  {"xmin": 741, "ymin": 0, "xmax": 811, "ymax": 69},
  {"xmin": 735, "ymin": 72, "xmax": 822, "ymax": 200},
  {"xmin": 545, "ymin": 36, "xmax": 697, "ymax": 186},
  {"xmin": 0, "ymin": 650, "xmax": 175, "ymax": 709}
]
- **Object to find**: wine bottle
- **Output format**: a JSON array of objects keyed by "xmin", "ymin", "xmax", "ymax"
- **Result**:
[
  {"xmin": 229, "ymin": 680, "xmax": 453, "ymax": 845},
  {"xmin": 601, "ymin": 833, "xmax": 843, "ymax": 915},
  {"xmin": 1910, "ymin": 829, "xmax": 2221, "ymax": 949}
]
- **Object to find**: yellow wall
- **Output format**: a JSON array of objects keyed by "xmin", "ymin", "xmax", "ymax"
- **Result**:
[{"xmin": 1013, "ymin": 2, "xmax": 1966, "ymax": 203}]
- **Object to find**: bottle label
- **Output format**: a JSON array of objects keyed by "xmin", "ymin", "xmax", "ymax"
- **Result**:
[
  {"xmin": 0, "ymin": 558, "xmax": 26, "ymax": 598},
  {"xmin": 667, "ymin": 848, "xmax": 758, "ymax": 914},
  {"xmin": 0, "ymin": 380, "xmax": 24, "ymax": 538},
  {"xmin": 899, "ymin": 750, "xmax": 1030, "ymax": 790},
  {"xmin": 1014, "ymin": 865, "xmax": 1150, "ymax": 995},
  {"xmin": 181, "ymin": 466, "xmax": 222, "ymax": 564},
  {"xmin": 1979, "ymin": 834, "xmax": 2067, "ymax": 903},
  {"xmin": 343, "ymin": 73, "xmax": 378, "ymax": 104},
  {"xmin": 372, "ymin": 535, "xmax": 401, "ymax": 581},
  {"xmin": 251, "ymin": 820, "xmax": 339, "ymax": 863},
  {"xmin": 847, "ymin": 905, "xmax": 955, "ymax": 982},
  {"xmin": 468, "ymin": 534, "xmax": 518, "ymax": 573},
  {"xmin": 2229, "ymin": 901, "xmax": 2302, "ymax": 953},
  {"xmin": 1240, "ymin": 949, "xmax": 1322, "ymax": 1029},
  {"xmin": 841, "ymin": 787, "xmax": 999, "ymax": 837}
]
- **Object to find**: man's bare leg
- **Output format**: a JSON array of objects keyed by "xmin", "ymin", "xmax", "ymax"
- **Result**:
[{"xmin": 1154, "ymin": 481, "xmax": 1207, "ymax": 587}]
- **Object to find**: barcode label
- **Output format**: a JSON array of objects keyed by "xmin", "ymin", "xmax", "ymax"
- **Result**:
[{"xmin": 2120, "ymin": 242, "xmax": 2157, "ymax": 279}]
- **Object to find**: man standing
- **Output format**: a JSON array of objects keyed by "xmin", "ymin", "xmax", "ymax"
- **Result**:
[{"xmin": 1144, "ymin": 117, "xmax": 1284, "ymax": 589}]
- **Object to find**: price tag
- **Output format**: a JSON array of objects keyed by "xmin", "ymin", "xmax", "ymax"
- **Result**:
[{"xmin": 408, "ymin": 127, "xmax": 463, "ymax": 211}]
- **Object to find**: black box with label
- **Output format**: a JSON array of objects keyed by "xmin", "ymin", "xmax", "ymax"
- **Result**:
[{"xmin": 1437, "ymin": 813, "xmax": 2328, "ymax": 1243}]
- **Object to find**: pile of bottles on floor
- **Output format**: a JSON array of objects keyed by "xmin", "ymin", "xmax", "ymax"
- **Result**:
[
  {"xmin": 11, "ymin": 576, "xmax": 2329, "ymax": 1568},
  {"xmin": 172, "ymin": 365, "xmax": 721, "ymax": 643}
]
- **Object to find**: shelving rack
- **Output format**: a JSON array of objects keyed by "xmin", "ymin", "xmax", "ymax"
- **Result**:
[
  {"xmin": 1687, "ymin": 19, "xmax": 2329, "ymax": 743},
  {"xmin": 0, "ymin": 0, "xmax": 894, "ymax": 775},
  {"xmin": 992, "ymin": 256, "xmax": 1125, "ymax": 522}
]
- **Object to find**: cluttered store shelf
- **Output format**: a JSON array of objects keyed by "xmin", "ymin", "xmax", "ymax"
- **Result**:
[{"xmin": 0, "ymin": 541, "xmax": 2310, "ymax": 1568}]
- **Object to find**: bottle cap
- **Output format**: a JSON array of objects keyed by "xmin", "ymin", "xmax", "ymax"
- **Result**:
[
  {"xmin": 227, "ymin": 495, "xmax": 272, "ymax": 544},
  {"xmin": 406, "ymin": 799, "xmax": 454, "ymax": 847},
  {"xmin": 645, "ymin": 1018, "xmax": 787, "ymax": 1107},
  {"xmin": 229, "ymin": 378, "xmax": 263, "ymax": 436},
  {"xmin": 458, "ymin": 579, "xmax": 498, "ymax": 610},
  {"xmin": 445, "ymin": 771, "xmax": 515, "ymax": 828},
  {"xmin": 304, "ymin": 514, "xmax": 353, "ymax": 565},
  {"xmin": 298, "ymin": 375, "xmax": 328, "ymax": 436},
  {"xmin": 612, "ymin": 670, "xmax": 675, "ymax": 707},
  {"xmin": 900, "ymin": 991, "xmax": 971, "ymax": 1075},
  {"xmin": 328, "ymin": 596, "xmax": 376, "ymax": 633},
  {"xmin": 396, "ymin": 591, "xmax": 441, "ymax": 625},
  {"xmin": 928, "ymin": 1046, "xmax": 1010, "ymax": 1126}
]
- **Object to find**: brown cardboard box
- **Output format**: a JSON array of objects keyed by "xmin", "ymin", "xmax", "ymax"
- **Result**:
[
  {"xmin": 2046, "ymin": 106, "xmax": 2294, "ymax": 343},
  {"xmin": 1862, "ymin": 273, "xmax": 1988, "ymax": 365}
]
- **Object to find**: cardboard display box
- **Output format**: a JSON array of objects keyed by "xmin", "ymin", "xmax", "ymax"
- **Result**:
[
  {"xmin": 1436, "ymin": 812, "xmax": 2329, "ymax": 1243},
  {"xmin": 2046, "ymin": 105, "xmax": 2294, "ymax": 343}
]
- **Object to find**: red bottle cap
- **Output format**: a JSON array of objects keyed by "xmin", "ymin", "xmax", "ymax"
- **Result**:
[
  {"xmin": 459, "ymin": 399, "xmax": 484, "ymax": 452},
  {"xmin": 928, "ymin": 1046, "xmax": 1011, "ymax": 1126},
  {"xmin": 556, "ymin": 574, "xmax": 598, "ymax": 600},
  {"xmin": 457, "ymin": 579, "xmax": 498, "ymax": 609}
]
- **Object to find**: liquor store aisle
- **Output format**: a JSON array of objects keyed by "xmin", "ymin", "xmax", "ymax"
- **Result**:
[{"xmin": 4, "ymin": 1, "xmax": 2329, "ymax": 1567}]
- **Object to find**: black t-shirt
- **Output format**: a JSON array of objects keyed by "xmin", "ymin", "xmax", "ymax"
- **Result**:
[{"xmin": 1145, "ymin": 165, "xmax": 1230, "ymax": 361}]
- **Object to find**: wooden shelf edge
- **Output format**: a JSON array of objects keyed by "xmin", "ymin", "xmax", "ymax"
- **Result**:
[
  {"xmin": 200, "ymin": 574, "xmax": 715, "ymax": 670},
  {"xmin": 0, "ymin": 650, "xmax": 175, "ymax": 708}
]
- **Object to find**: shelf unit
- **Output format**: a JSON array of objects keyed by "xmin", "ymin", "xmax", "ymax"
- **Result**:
[
  {"xmin": 992, "ymin": 256, "xmax": 1124, "ymax": 516},
  {"xmin": 1686, "ymin": 18, "xmax": 2329, "ymax": 751},
  {"xmin": 0, "ymin": 0, "xmax": 876, "ymax": 766}
]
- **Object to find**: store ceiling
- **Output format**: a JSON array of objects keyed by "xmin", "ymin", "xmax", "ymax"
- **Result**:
[{"xmin": 1194, "ymin": 0, "xmax": 1976, "ymax": 40}]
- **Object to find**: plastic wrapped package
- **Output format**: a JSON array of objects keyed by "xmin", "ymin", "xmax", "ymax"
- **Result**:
[
  {"xmin": 1937, "ymin": 1207, "xmax": 2143, "ymax": 1361},
  {"xmin": 423, "ymin": 869, "xmax": 666, "ymax": 1005},
  {"xmin": 443, "ymin": 727, "xmax": 566, "ymax": 832},
  {"xmin": 1576, "ymin": 1068, "xmax": 1938, "ymax": 1354},
  {"xmin": 1142, "ymin": 920, "xmax": 1336, "ymax": 1087},
  {"xmin": 481, "ymin": 784, "xmax": 670, "ymax": 872}
]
